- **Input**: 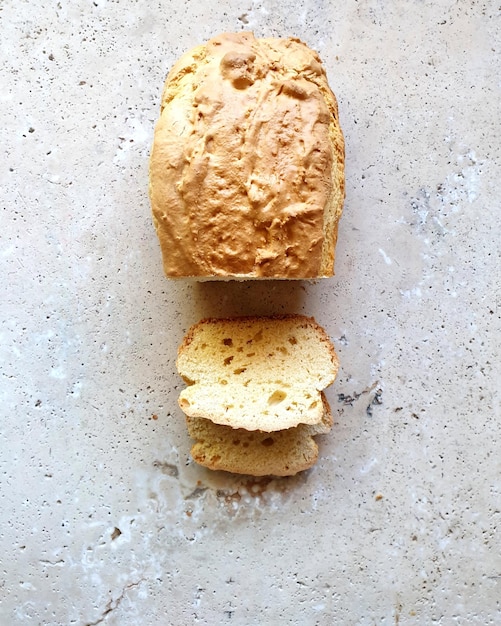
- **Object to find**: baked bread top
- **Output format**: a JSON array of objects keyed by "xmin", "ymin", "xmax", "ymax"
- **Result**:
[
  {"xmin": 150, "ymin": 32, "xmax": 345, "ymax": 279},
  {"xmin": 176, "ymin": 315, "xmax": 339, "ymax": 432}
]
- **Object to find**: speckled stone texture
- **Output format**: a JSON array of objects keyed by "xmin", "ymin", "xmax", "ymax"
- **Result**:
[{"xmin": 1, "ymin": 1, "xmax": 500, "ymax": 624}]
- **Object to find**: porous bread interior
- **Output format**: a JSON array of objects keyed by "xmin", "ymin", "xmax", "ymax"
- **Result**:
[
  {"xmin": 177, "ymin": 315, "xmax": 339, "ymax": 432},
  {"xmin": 186, "ymin": 394, "xmax": 333, "ymax": 476}
]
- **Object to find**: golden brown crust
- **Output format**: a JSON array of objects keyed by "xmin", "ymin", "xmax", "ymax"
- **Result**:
[{"xmin": 150, "ymin": 32, "xmax": 345, "ymax": 279}]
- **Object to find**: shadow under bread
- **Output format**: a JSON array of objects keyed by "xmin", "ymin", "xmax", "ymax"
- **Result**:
[{"xmin": 191, "ymin": 279, "xmax": 308, "ymax": 320}]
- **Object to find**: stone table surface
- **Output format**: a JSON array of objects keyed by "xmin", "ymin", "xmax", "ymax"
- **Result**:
[{"xmin": 1, "ymin": 1, "xmax": 500, "ymax": 624}]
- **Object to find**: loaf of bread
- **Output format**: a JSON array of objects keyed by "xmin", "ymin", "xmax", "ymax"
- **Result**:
[
  {"xmin": 150, "ymin": 32, "xmax": 345, "ymax": 279},
  {"xmin": 176, "ymin": 315, "xmax": 339, "ymax": 476}
]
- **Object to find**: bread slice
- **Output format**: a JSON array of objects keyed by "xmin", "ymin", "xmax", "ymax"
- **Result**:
[
  {"xmin": 186, "ymin": 393, "xmax": 333, "ymax": 476},
  {"xmin": 149, "ymin": 31, "xmax": 345, "ymax": 279},
  {"xmin": 177, "ymin": 315, "xmax": 339, "ymax": 432}
]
